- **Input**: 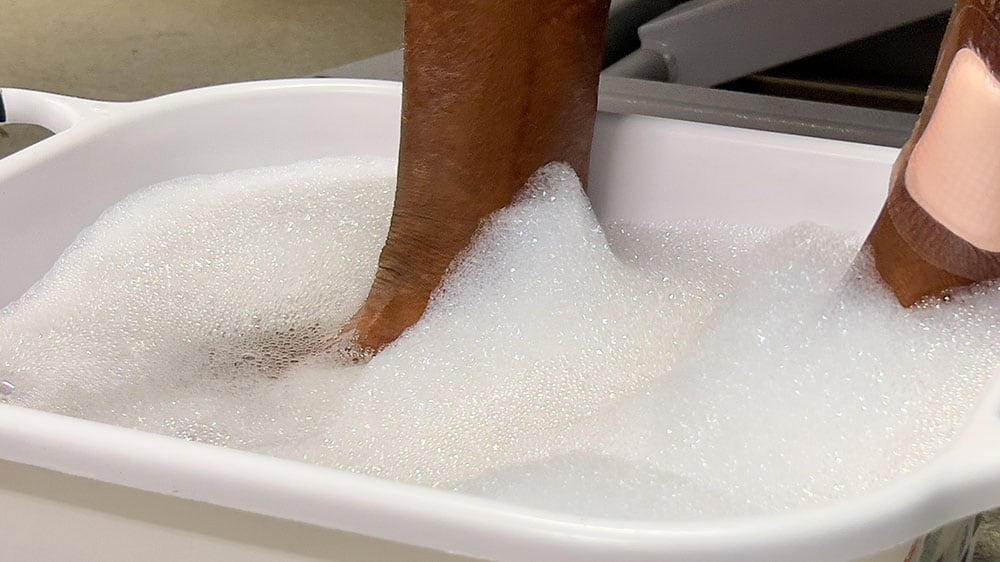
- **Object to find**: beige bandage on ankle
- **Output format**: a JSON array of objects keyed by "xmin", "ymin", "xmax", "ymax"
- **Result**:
[{"xmin": 907, "ymin": 48, "xmax": 1000, "ymax": 251}]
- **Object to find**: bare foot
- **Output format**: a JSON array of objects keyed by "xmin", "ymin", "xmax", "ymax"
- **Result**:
[
  {"xmin": 339, "ymin": 0, "xmax": 611, "ymax": 356},
  {"xmin": 866, "ymin": 1, "xmax": 1000, "ymax": 305}
]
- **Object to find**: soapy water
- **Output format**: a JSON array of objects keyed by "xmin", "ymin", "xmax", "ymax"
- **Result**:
[
  {"xmin": 0, "ymin": 380, "xmax": 13, "ymax": 402},
  {"xmin": 2, "ymin": 156, "xmax": 1000, "ymax": 520}
]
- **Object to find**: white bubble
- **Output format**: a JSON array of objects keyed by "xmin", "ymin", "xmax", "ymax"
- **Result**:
[{"xmin": 2, "ymin": 159, "xmax": 996, "ymax": 521}]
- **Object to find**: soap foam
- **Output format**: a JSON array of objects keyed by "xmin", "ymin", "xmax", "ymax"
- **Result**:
[{"xmin": 2, "ymin": 157, "xmax": 998, "ymax": 520}]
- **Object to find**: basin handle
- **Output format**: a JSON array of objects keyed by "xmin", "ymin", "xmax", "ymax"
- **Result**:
[{"xmin": 0, "ymin": 88, "xmax": 124, "ymax": 134}]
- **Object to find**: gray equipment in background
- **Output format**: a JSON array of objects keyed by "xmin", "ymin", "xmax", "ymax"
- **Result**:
[
  {"xmin": 317, "ymin": 0, "xmax": 955, "ymax": 147},
  {"xmin": 605, "ymin": 0, "xmax": 952, "ymax": 86}
]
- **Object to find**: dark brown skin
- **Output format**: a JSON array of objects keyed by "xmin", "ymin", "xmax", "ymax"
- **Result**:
[
  {"xmin": 343, "ymin": 0, "xmax": 997, "ymax": 356},
  {"xmin": 865, "ymin": 0, "xmax": 1000, "ymax": 306},
  {"xmin": 340, "ymin": 0, "xmax": 610, "ymax": 355}
]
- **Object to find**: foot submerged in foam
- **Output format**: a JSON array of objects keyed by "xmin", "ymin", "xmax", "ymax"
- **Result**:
[
  {"xmin": 867, "ymin": 1, "xmax": 1000, "ymax": 305},
  {"xmin": 339, "ymin": 0, "xmax": 612, "ymax": 357}
]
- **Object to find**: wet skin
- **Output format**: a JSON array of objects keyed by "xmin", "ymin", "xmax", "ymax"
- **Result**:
[
  {"xmin": 865, "ymin": 0, "xmax": 1000, "ymax": 305},
  {"xmin": 340, "ymin": 0, "xmax": 611, "ymax": 355},
  {"xmin": 345, "ymin": 0, "xmax": 1000, "ymax": 357}
]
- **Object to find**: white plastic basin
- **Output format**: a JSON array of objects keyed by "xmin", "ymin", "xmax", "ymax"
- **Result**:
[{"xmin": 0, "ymin": 79, "xmax": 996, "ymax": 562}]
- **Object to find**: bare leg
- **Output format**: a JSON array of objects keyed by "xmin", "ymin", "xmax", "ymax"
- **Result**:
[
  {"xmin": 340, "ymin": 1, "xmax": 611, "ymax": 355},
  {"xmin": 866, "ymin": 0, "xmax": 1000, "ymax": 305}
]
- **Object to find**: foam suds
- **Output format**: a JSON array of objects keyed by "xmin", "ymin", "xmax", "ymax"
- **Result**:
[{"xmin": 2, "ymin": 157, "xmax": 999, "ymax": 520}]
